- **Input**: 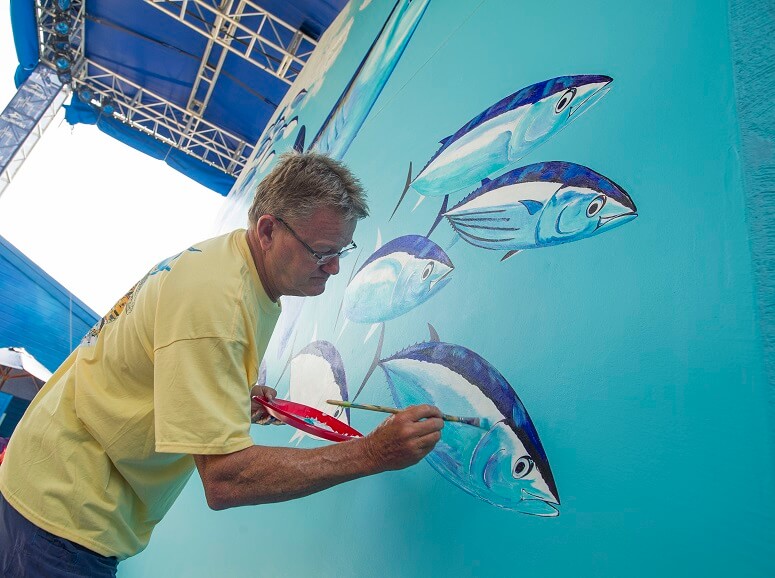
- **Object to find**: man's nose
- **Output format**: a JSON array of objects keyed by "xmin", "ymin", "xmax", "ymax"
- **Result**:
[{"xmin": 320, "ymin": 256, "xmax": 340, "ymax": 275}]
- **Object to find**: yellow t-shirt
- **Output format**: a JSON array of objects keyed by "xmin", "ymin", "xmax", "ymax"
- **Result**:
[{"xmin": 0, "ymin": 229, "xmax": 281, "ymax": 559}]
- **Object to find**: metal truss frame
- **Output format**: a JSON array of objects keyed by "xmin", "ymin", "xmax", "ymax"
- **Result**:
[
  {"xmin": 0, "ymin": 69, "xmax": 69, "ymax": 199},
  {"xmin": 144, "ymin": 0, "xmax": 318, "ymax": 87},
  {"xmin": 71, "ymin": 59, "xmax": 252, "ymax": 174},
  {"xmin": 26, "ymin": 0, "xmax": 319, "ymax": 178},
  {"xmin": 36, "ymin": 0, "xmax": 87, "ymax": 76}
]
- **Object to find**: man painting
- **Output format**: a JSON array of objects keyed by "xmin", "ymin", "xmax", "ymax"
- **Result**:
[{"xmin": 0, "ymin": 152, "xmax": 443, "ymax": 577}]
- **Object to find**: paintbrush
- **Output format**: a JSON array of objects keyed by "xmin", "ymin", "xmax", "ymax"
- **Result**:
[{"xmin": 326, "ymin": 400, "xmax": 489, "ymax": 429}]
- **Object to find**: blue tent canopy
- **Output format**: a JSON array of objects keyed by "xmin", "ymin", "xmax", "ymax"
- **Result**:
[
  {"xmin": 0, "ymin": 234, "xmax": 99, "ymax": 436},
  {"xmin": 8, "ymin": 0, "xmax": 347, "ymax": 195},
  {"xmin": 0, "ymin": 234, "xmax": 97, "ymax": 373}
]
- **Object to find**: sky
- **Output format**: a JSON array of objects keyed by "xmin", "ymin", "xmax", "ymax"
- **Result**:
[{"xmin": 0, "ymin": 8, "xmax": 228, "ymax": 315}]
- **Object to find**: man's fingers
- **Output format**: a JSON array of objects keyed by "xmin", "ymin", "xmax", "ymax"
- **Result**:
[
  {"xmin": 410, "ymin": 416, "xmax": 444, "ymax": 436},
  {"xmin": 400, "ymin": 404, "xmax": 443, "ymax": 422},
  {"xmin": 250, "ymin": 386, "xmax": 278, "ymax": 422},
  {"xmin": 416, "ymin": 430, "xmax": 442, "ymax": 451},
  {"xmin": 251, "ymin": 385, "xmax": 277, "ymax": 400}
]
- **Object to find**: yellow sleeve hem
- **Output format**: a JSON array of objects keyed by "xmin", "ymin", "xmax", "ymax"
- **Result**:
[{"xmin": 155, "ymin": 438, "xmax": 253, "ymax": 455}]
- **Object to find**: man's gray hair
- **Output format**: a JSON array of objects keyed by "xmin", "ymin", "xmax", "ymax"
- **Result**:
[{"xmin": 247, "ymin": 151, "xmax": 369, "ymax": 227}]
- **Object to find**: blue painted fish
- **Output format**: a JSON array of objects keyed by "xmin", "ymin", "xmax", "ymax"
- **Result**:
[
  {"xmin": 343, "ymin": 235, "xmax": 453, "ymax": 323},
  {"xmin": 288, "ymin": 340, "xmax": 350, "ymax": 443},
  {"xmin": 390, "ymin": 75, "xmax": 613, "ymax": 224},
  {"xmin": 378, "ymin": 339, "xmax": 559, "ymax": 516},
  {"xmin": 217, "ymin": 0, "xmax": 430, "ymax": 231},
  {"xmin": 445, "ymin": 161, "xmax": 637, "ymax": 259},
  {"xmin": 309, "ymin": 0, "xmax": 432, "ymax": 159}
]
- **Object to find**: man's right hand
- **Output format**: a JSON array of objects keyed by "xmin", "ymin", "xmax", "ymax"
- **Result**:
[
  {"xmin": 195, "ymin": 403, "xmax": 445, "ymax": 510},
  {"xmin": 361, "ymin": 404, "xmax": 444, "ymax": 472}
]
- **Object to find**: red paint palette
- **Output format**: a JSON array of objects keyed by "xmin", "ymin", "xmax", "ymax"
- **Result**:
[{"xmin": 253, "ymin": 397, "xmax": 364, "ymax": 443}]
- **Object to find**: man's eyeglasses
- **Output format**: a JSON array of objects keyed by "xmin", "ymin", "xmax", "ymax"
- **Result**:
[{"xmin": 274, "ymin": 216, "xmax": 357, "ymax": 266}]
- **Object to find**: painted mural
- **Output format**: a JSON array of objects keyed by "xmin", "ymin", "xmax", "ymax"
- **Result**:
[
  {"xmin": 216, "ymin": 0, "xmax": 640, "ymax": 519},
  {"xmin": 121, "ymin": 0, "xmax": 774, "ymax": 575}
]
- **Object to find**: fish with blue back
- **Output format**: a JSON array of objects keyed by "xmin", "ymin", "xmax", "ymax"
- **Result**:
[
  {"xmin": 218, "ymin": 1, "xmax": 431, "ymax": 245},
  {"xmin": 444, "ymin": 160, "xmax": 637, "ymax": 259},
  {"xmin": 342, "ymin": 235, "xmax": 454, "ymax": 324},
  {"xmin": 307, "ymin": 0, "xmax": 432, "ymax": 159},
  {"xmin": 359, "ymin": 328, "xmax": 559, "ymax": 516},
  {"xmin": 390, "ymin": 75, "xmax": 614, "ymax": 229}
]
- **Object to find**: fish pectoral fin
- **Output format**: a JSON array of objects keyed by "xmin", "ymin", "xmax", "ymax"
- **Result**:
[
  {"xmin": 519, "ymin": 200, "xmax": 543, "ymax": 215},
  {"xmin": 501, "ymin": 250, "xmax": 522, "ymax": 261},
  {"xmin": 469, "ymin": 420, "xmax": 508, "ymax": 486}
]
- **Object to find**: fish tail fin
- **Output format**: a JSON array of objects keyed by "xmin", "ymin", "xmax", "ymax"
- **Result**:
[
  {"xmin": 336, "ymin": 319, "xmax": 350, "ymax": 344},
  {"xmin": 351, "ymin": 322, "xmax": 386, "ymax": 402},
  {"xmin": 364, "ymin": 322, "xmax": 381, "ymax": 343},
  {"xmin": 501, "ymin": 250, "xmax": 522, "ymax": 261},
  {"xmin": 426, "ymin": 195, "xmax": 450, "ymax": 237},
  {"xmin": 293, "ymin": 125, "xmax": 306, "ymax": 152},
  {"xmin": 289, "ymin": 429, "xmax": 305, "ymax": 445},
  {"xmin": 389, "ymin": 162, "xmax": 413, "ymax": 221}
]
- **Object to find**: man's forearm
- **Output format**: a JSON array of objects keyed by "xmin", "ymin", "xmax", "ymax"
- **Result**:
[{"xmin": 195, "ymin": 438, "xmax": 380, "ymax": 510}]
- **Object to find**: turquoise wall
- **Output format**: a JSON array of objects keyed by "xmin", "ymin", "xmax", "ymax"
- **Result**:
[{"xmin": 121, "ymin": 0, "xmax": 774, "ymax": 576}]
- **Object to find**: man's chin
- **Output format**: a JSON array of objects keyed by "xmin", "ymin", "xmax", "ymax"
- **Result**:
[
  {"xmin": 308, "ymin": 280, "xmax": 328, "ymax": 295},
  {"xmin": 289, "ymin": 280, "xmax": 327, "ymax": 297}
]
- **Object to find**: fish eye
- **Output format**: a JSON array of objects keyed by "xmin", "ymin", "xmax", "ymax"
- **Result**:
[
  {"xmin": 513, "ymin": 456, "xmax": 534, "ymax": 479},
  {"xmin": 586, "ymin": 195, "xmax": 607, "ymax": 217},
  {"xmin": 554, "ymin": 88, "xmax": 577, "ymax": 114},
  {"xmin": 421, "ymin": 262, "xmax": 434, "ymax": 280}
]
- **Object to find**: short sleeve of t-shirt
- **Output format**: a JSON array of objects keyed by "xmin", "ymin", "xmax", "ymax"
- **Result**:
[{"xmin": 153, "ymin": 336, "xmax": 254, "ymax": 454}]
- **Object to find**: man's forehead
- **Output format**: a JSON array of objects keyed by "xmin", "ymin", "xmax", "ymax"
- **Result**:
[{"xmin": 297, "ymin": 210, "xmax": 356, "ymax": 243}]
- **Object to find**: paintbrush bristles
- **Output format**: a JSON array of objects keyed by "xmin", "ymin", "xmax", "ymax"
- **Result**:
[{"xmin": 327, "ymin": 400, "xmax": 488, "ymax": 429}]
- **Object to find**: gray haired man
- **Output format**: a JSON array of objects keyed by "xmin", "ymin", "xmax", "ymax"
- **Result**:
[{"xmin": 0, "ymin": 151, "xmax": 443, "ymax": 577}]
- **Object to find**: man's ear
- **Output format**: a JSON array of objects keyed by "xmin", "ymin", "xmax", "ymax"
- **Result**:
[{"xmin": 255, "ymin": 215, "xmax": 276, "ymax": 250}]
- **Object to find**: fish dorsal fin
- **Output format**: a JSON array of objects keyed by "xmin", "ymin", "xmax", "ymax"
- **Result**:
[
  {"xmin": 439, "ymin": 134, "xmax": 454, "ymax": 146},
  {"xmin": 481, "ymin": 177, "xmax": 492, "ymax": 187},
  {"xmin": 427, "ymin": 323, "xmax": 440, "ymax": 342}
]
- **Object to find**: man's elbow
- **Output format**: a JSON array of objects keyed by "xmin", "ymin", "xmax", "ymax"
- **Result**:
[
  {"xmin": 195, "ymin": 454, "xmax": 240, "ymax": 511},
  {"xmin": 202, "ymin": 479, "xmax": 235, "ymax": 511}
]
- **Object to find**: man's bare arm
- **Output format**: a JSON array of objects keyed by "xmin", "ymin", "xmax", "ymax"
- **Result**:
[{"xmin": 194, "ymin": 404, "xmax": 443, "ymax": 510}]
